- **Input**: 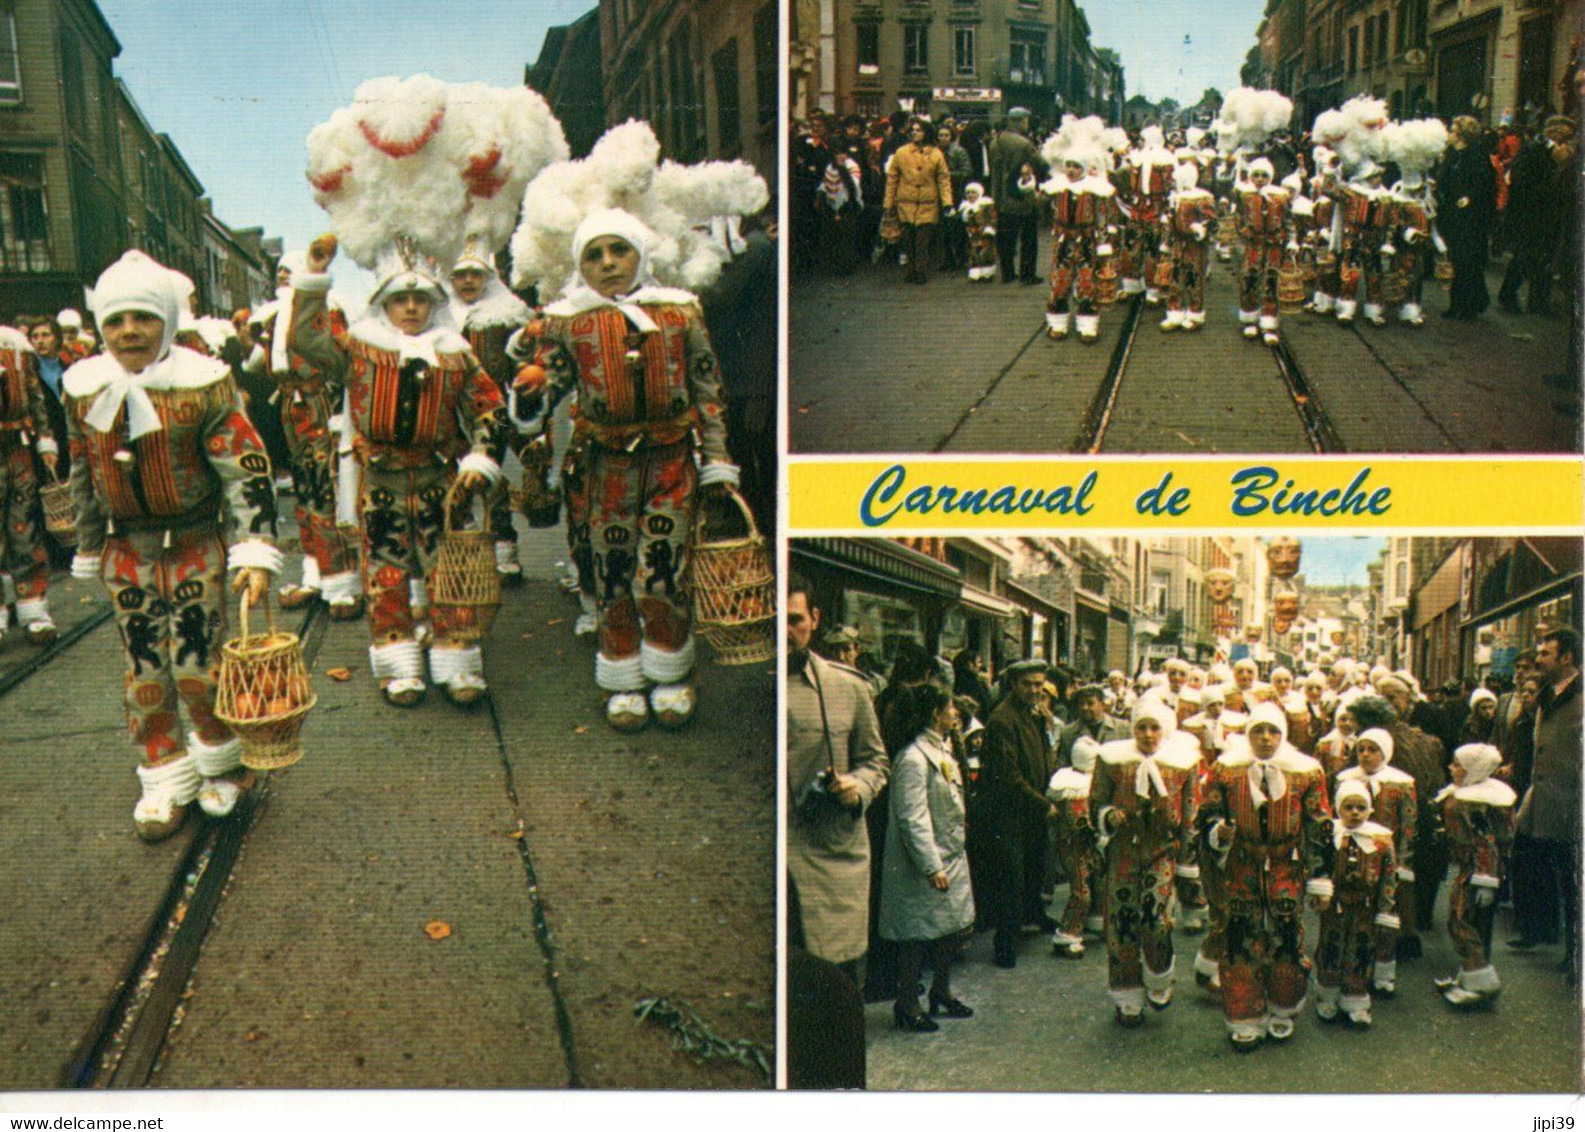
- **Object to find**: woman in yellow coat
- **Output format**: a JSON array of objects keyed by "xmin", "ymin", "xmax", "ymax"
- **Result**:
[{"xmin": 884, "ymin": 119, "xmax": 954, "ymax": 285}]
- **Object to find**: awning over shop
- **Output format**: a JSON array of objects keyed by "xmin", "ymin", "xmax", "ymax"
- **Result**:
[
  {"xmin": 960, "ymin": 585, "xmax": 1017, "ymax": 619},
  {"xmin": 792, "ymin": 538, "xmax": 963, "ymax": 599}
]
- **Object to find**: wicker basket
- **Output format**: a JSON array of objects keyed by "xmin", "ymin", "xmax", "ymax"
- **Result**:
[
  {"xmin": 690, "ymin": 488, "xmax": 774, "ymax": 666},
  {"xmin": 1277, "ymin": 262, "xmax": 1307, "ymax": 311},
  {"xmin": 879, "ymin": 211, "xmax": 902, "ymax": 246},
  {"xmin": 1380, "ymin": 269, "xmax": 1408, "ymax": 306},
  {"xmin": 40, "ymin": 471, "xmax": 75, "ymax": 548},
  {"xmin": 428, "ymin": 481, "xmax": 500, "ymax": 645},
  {"xmin": 1095, "ymin": 259, "xmax": 1120, "ymax": 306},
  {"xmin": 1434, "ymin": 258, "xmax": 1454, "ymax": 284},
  {"xmin": 214, "ymin": 595, "xmax": 315, "ymax": 770}
]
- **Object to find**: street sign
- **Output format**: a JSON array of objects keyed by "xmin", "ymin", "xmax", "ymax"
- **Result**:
[{"xmin": 933, "ymin": 87, "xmax": 1002, "ymax": 103}]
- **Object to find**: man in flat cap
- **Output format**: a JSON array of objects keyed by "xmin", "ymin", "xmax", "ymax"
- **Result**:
[
  {"xmin": 979, "ymin": 658, "xmax": 1061, "ymax": 967},
  {"xmin": 988, "ymin": 108, "xmax": 1042, "ymax": 284}
]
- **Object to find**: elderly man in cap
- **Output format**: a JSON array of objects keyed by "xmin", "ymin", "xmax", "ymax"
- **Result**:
[
  {"xmin": 65, "ymin": 250, "xmax": 280, "ymax": 840},
  {"xmin": 987, "ymin": 108, "xmax": 1043, "ymax": 284},
  {"xmin": 979, "ymin": 657, "xmax": 1061, "ymax": 967}
]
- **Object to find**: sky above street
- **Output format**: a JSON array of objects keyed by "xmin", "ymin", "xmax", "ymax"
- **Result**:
[
  {"xmin": 94, "ymin": 0, "xmax": 1270, "ymax": 295},
  {"xmin": 99, "ymin": 0, "xmax": 593, "ymax": 299},
  {"xmin": 1082, "ymin": 0, "xmax": 1266, "ymax": 105},
  {"xmin": 1294, "ymin": 537, "xmax": 1388, "ymax": 586}
]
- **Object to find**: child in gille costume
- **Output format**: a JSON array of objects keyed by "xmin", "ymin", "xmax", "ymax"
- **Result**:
[{"xmin": 507, "ymin": 120, "xmax": 768, "ymax": 733}]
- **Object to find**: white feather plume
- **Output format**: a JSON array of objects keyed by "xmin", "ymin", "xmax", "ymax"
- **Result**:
[
  {"xmin": 304, "ymin": 74, "xmax": 568, "ymax": 271},
  {"xmin": 1335, "ymin": 95, "xmax": 1390, "ymax": 169},
  {"xmin": 1382, "ymin": 118, "xmax": 1449, "ymax": 176},
  {"xmin": 509, "ymin": 119, "xmax": 768, "ymax": 297},
  {"xmin": 1221, "ymin": 87, "xmax": 1292, "ymax": 151}
]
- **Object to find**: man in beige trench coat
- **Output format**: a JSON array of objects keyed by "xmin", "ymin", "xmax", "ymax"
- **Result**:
[{"xmin": 787, "ymin": 575, "xmax": 890, "ymax": 985}]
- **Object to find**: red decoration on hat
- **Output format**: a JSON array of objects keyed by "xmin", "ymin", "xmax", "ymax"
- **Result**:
[
  {"xmin": 357, "ymin": 109, "xmax": 445, "ymax": 159},
  {"xmin": 463, "ymin": 147, "xmax": 507, "ymax": 199}
]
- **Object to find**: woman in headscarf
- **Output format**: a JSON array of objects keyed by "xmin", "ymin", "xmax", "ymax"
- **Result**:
[
  {"xmin": 1088, "ymin": 695, "xmax": 1202, "ymax": 1027},
  {"xmin": 814, "ymin": 150, "xmax": 864, "ymax": 277},
  {"xmin": 878, "ymin": 684, "xmax": 976, "ymax": 1031},
  {"xmin": 64, "ymin": 250, "xmax": 280, "ymax": 840},
  {"xmin": 291, "ymin": 239, "xmax": 506, "ymax": 709},
  {"xmin": 518, "ymin": 209, "xmax": 738, "ymax": 732},
  {"xmin": 1334, "ymin": 728, "xmax": 1418, "ymax": 996},
  {"xmin": 1312, "ymin": 779, "xmax": 1398, "ymax": 1028},
  {"xmin": 1459, "ymin": 686, "xmax": 1499, "ymax": 745},
  {"xmin": 1434, "ymin": 743, "xmax": 1517, "ymax": 1008}
]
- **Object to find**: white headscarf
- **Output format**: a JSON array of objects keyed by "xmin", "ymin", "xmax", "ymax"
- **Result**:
[
  {"xmin": 1436, "ymin": 743, "xmax": 1518, "ymax": 807},
  {"xmin": 1332, "ymin": 779, "xmax": 1391, "ymax": 852},
  {"xmin": 555, "ymin": 207, "xmax": 690, "ymax": 334},
  {"xmin": 84, "ymin": 250, "xmax": 182, "ymax": 440},
  {"xmin": 1245, "ymin": 702, "xmax": 1290, "ymax": 805},
  {"xmin": 1129, "ymin": 696, "xmax": 1178, "ymax": 798},
  {"xmin": 1355, "ymin": 727, "xmax": 1395, "ymax": 765}
]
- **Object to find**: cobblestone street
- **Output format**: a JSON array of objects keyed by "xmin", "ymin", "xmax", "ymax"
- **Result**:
[{"xmin": 790, "ymin": 235, "xmax": 1579, "ymax": 454}]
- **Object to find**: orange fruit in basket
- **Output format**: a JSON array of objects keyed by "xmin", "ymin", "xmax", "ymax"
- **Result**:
[
  {"xmin": 266, "ymin": 696, "xmax": 294, "ymax": 719},
  {"xmin": 285, "ymin": 675, "xmax": 311, "ymax": 705},
  {"xmin": 253, "ymin": 670, "xmax": 281, "ymax": 700},
  {"xmin": 233, "ymin": 692, "xmax": 262, "ymax": 719}
]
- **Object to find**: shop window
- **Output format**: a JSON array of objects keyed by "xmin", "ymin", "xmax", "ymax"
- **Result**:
[
  {"xmin": 0, "ymin": 11, "xmax": 20, "ymax": 105},
  {"xmin": 0, "ymin": 152, "xmax": 50, "ymax": 271}
]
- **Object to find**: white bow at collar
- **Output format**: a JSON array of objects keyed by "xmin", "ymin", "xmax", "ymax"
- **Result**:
[
  {"xmin": 1333, "ymin": 819, "xmax": 1392, "ymax": 853},
  {"xmin": 85, "ymin": 360, "xmax": 168, "ymax": 441},
  {"xmin": 1247, "ymin": 758, "xmax": 1287, "ymax": 806},
  {"xmin": 1134, "ymin": 755, "xmax": 1169, "ymax": 800}
]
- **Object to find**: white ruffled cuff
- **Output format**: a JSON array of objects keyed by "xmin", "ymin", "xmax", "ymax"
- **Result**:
[
  {"xmin": 294, "ymin": 272, "xmax": 333, "ymax": 294},
  {"xmin": 1470, "ymin": 872, "xmax": 1500, "ymax": 889},
  {"xmin": 458, "ymin": 452, "xmax": 504, "ymax": 485},
  {"xmin": 596, "ymin": 652, "xmax": 646, "ymax": 692},
  {"xmin": 320, "ymin": 570, "xmax": 361, "ymax": 603},
  {"xmin": 36, "ymin": 436, "xmax": 58, "ymax": 456},
  {"xmin": 1374, "ymin": 912, "xmax": 1402, "ymax": 931},
  {"xmin": 370, "ymin": 640, "xmax": 425, "ymax": 681},
  {"xmin": 189, "ymin": 732, "xmax": 243, "ymax": 777},
  {"xmin": 697, "ymin": 462, "xmax": 741, "ymax": 489},
  {"xmin": 229, "ymin": 539, "xmax": 283, "ymax": 575},
  {"xmin": 1175, "ymin": 863, "xmax": 1201, "ymax": 880},
  {"xmin": 71, "ymin": 553, "xmax": 102, "ymax": 580},
  {"xmin": 641, "ymin": 638, "xmax": 695, "ymax": 684},
  {"xmin": 136, "ymin": 753, "xmax": 201, "ymax": 806},
  {"xmin": 430, "ymin": 645, "xmax": 484, "ymax": 684},
  {"xmin": 1396, "ymin": 866, "xmax": 1415, "ymax": 883},
  {"xmin": 1306, "ymin": 877, "xmax": 1335, "ymax": 901}
]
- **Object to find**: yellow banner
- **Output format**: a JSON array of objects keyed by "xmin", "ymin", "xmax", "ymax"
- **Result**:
[{"xmin": 787, "ymin": 457, "xmax": 1583, "ymax": 532}]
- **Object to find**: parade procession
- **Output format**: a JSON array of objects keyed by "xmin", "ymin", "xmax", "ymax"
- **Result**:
[
  {"xmin": 789, "ymin": 26, "xmax": 1582, "ymax": 456},
  {"xmin": 785, "ymin": 535, "xmax": 1582, "ymax": 1091},
  {"xmin": 0, "ymin": 1, "xmax": 777, "ymax": 1092}
]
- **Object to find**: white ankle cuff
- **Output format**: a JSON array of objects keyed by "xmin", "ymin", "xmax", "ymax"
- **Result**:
[
  {"xmin": 371, "ymin": 640, "xmax": 425, "ymax": 680},
  {"xmin": 430, "ymin": 645, "xmax": 484, "ymax": 684},
  {"xmin": 321, "ymin": 570, "xmax": 360, "ymax": 603},
  {"xmin": 15, "ymin": 598, "xmax": 50, "ymax": 625},
  {"xmin": 641, "ymin": 639, "xmax": 695, "ymax": 684},
  {"xmin": 597, "ymin": 652, "xmax": 646, "ymax": 692},
  {"xmin": 137, "ymin": 753, "xmax": 201, "ymax": 806},
  {"xmin": 299, "ymin": 557, "xmax": 323, "ymax": 589},
  {"xmin": 189, "ymin": 732, "xmax": 243, "ymax": 777}
]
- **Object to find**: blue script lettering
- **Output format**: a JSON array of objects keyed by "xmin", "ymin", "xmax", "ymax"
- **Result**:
[
  {"xmin": 859, "ymin": 465, "xmax": 1098, "ymax": 527},
  {"xmin": 1228, "ymin": 465, "xmax": 1392, "ymax": 518}
]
